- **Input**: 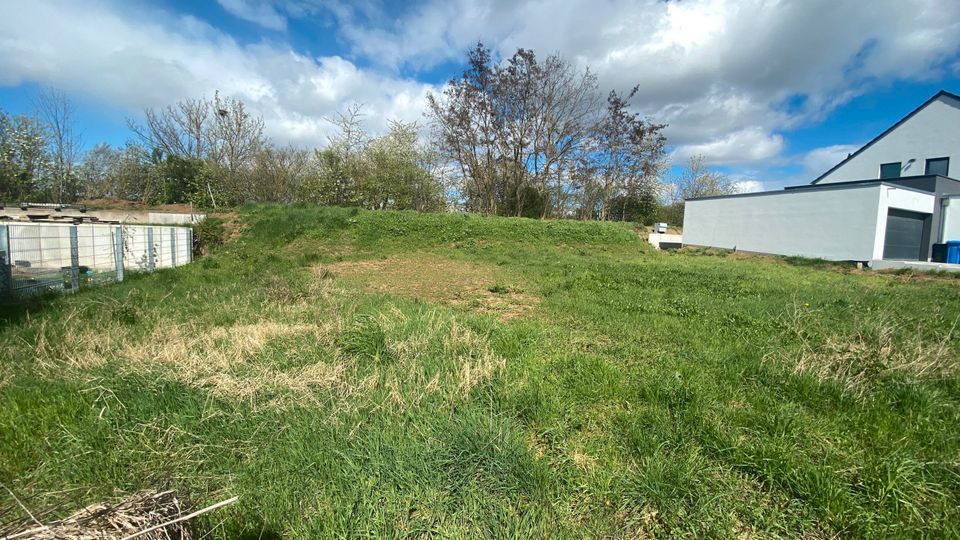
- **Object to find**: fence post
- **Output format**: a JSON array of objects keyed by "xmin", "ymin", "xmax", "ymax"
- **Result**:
[
  {"xmin": 0, "ymin": 224, "xmax": 10, "ymax": 297},
  {"xmin": 170, "ymin": 227, "xmax": 177, "ymax": 267},
  {"xmin": 114, "ymin": 226, "xmax": 124, "ymax": 282},
  {"xmin": 69, "ymin": 225, "xmax": 80, "ymax": 292},
  {"xmin": 187, "ymin": 227, "xmax": 193, "ymax": 263},
  {"xmin": 147, "ymin": 227, "xmax": 155, "ymax": 272}
]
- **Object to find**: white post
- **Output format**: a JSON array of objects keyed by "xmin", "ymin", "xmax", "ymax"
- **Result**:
[
  {"xmin": 147, "ymin": 227, "xmax": 155, "ymax": 272},
  {"xmin": 69, "ymin": 225, "xmax": 80, "ymax": 291},
  {"xmin": 170, "ymin": 227, "xmax": 177, "ymax": 267},
  {"xmin": 0, "ymin": 224, "xmax": 10, "ymax": 297},
  {"xmin": 114, "ymin": 226, "xmax": 124, "ymax": 282}
]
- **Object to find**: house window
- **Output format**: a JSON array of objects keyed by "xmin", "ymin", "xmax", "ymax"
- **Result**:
[
  {"xmin": 880, "ymin": 162, "xmax": 902, "ymax": 179},
  {"xmin": 925, "ymin": 157, "xmax": 949, "ymax": 176}
]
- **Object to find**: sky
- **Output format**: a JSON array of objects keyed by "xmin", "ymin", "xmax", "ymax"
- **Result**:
[{"xmin": 1, "ymin": 0, "xmax": 959, "ymax": 192}]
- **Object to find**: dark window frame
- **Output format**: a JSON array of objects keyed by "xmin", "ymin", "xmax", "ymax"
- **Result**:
[
  {"xmin": 880, "ymin": 162, "xmax": 902, "ymax": 179},
  {"xmin": 924, "ymin": 157, "xmax": 950, "ymax": 176}
]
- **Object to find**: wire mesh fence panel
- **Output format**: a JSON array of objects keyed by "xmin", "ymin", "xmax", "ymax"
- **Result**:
[
  {"xmin": 121, "ymin": 225, "xmax": 156, "ymax": 273},
  {"xmin": 177, "ymin": 227, "xmax": 192, "ymax": 266},
  {"xmin": 6, "ymin": 223, "xmax": 74, "ymax": 297},
  {"xmin": 152, "ymin": 226, "xmax": 193, "ymax": 269},
  {"xmin": 76, "ymin": 224, "xmax": 121, "ymax": 286},
  {"xmin": 1, "ymin": 222, "xmax": 196, "ymax": 300}
]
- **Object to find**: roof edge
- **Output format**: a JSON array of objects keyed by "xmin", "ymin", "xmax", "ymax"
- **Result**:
[{"xmin": 810, "ymin": 90, "xmax": 960, "ymax": 185}]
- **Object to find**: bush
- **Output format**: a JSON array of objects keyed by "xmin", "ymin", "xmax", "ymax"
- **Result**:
[{"xmin": 192, "ymin": 217, "xmax": 226, "ymax": 256}]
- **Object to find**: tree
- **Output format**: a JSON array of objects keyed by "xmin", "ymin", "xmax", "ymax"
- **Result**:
[
  {"xmin": 297, "ymin": 107, "xmax": 443, "ymax": 211},
  {"xmin": 364, "ymin": 121, "xmax": 445, "ymax": 212},
  {"xmin": 244, "ymin": 145, "xmax": 311, "ymax": 203},
  {"xmin": 427, "ymin": 43, "xmax": 501, "ymax": 215},
  {"xmin": 35, "ymin": 87, "xmax": 83, "ymax": 203},
  {"xmin": 128, "ymin": 93, "xmax": 264, "ymax": 203},
  {"xmin": 673, "ymin": 155, "xmax": 736, "ymax": 201},
  {"xmin": 427, "ymin": 42, "xmax": 662, "ymax": 220},
  {"xmin": 0, "ymin": 110, "xmax": 48, "ymax": 201},
  {"xmin": 77, "ymin": 143, "xmax": 119, "ymax": 199},
  {"xmin": 578, "ymin": 87, "xmax": 667, "ymax": 221}
]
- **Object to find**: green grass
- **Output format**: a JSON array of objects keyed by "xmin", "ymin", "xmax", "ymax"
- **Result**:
[{"xmin": 2, "ymin": 204, "xmax": 959, "ymax": 538}]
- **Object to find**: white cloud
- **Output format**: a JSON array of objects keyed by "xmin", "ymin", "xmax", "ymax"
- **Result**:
[
  {"xmin": 0, "ymin": 0, "xmax": 437, "ymax": 148},
  {"xmin": 732, "ymin": 180, "xmax": 764, "ymax": 194},
  {"xmin": 673, "ymin": 127, "xmax": 785, "ymax": 165},
  {"xmin": 321, "ymin": 0, "xmax": 960, "ymax": 163},
  {"xmin": 217, "ymin": 0, "xmax": 287, "ymax": 31},
  {"xmin": 1, "ymin": 0, "xmax": 959, "ymax": 171},
  {"xmin": 801, "ymin": 144, "xmax": 862, "ymax": 177}
]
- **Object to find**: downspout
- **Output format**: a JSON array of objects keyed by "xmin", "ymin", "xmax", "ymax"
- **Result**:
[{"xmin": 942, "ymin": 197, "xmax": 953, "ymax": 243}]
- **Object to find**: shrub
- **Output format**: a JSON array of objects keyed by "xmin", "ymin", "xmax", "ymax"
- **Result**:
[{"xmin": 192, "ymin": 217, "xmax": 226, "ymax": 256}]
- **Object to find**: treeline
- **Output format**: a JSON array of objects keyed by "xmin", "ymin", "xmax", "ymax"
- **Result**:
[
  {"xmin": 1, "ymin": 91, "xmax": 446, "ymax": 212},
  {"xmin": 0, "ymin": 43, "xmax": 735, "ymax": 222}
]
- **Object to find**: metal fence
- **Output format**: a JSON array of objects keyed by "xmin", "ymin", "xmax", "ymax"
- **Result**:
[{"xmin": 0, "ymin": 222, "xmax": 193, "ymax": 298}]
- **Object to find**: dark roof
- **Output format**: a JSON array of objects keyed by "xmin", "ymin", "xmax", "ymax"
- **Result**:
[
  {"xmin": 686, "ymin": 180, "xmax": 908, "ymax": 202},
  {"xmin": 810, "ymin": 90, "xmax": 960, "ymax": 185},
  {"xmin": 687, "ymin": 174, "xmax": 960, "ymax": 202}
]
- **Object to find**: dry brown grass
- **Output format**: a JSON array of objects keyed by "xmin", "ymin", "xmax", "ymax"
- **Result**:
[
  {"xmin": 17, "ymin": 286, "xmax": 504, "ymax": 412},
  {"xmin": 318, "ymin": 253, "xmax": 537, "ymax": 321},
  {"xmin": 0, "ymin": 489, "xmax": 194, "ymax": 540},
  {"xmin": 768, "ymin": 302, "xmax": 959, "ymax": 395},
  {"xmin": 116, "ymin": 321, "xmax": 348, "ymax": 406},
  {"xmin": 360, "ymin": 307, "xmax": 505, "ymax": 412}
]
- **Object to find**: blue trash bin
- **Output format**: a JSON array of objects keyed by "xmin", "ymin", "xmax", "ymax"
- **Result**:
[{"xmin": 946, "ymin": 241, "xmax": 960, "ymax": 264}]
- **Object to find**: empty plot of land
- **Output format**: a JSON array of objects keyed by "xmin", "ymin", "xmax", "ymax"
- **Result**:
[{"xmin": 320, "ymin": 253, "xmax": 537, "ymax": 320}]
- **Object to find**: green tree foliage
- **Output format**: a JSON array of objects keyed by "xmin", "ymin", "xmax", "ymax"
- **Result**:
[
  {"xmin": 298, "ymin": 109, "xmax": 444, "ymax": 212},
  {"xmin": 0, "ymin": 111, "xmax": 49, "ymax": 201},
  {"xmin": 14, "ymin": 77, "xmax": 677, "ymax": 221}
]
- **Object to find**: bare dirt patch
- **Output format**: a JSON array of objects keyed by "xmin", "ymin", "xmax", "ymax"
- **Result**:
[{"xmin": 319, "ymin": 254, "xmax": 538, "ymax": 321}]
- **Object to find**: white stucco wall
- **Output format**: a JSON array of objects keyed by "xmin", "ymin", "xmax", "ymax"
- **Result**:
[
  {"xmin": 684, "ymin": 185, "xmax": 884, "ymax": 260},
  {"xmin": 941, "ymin": 197, "xmax": 960, "ymax": 242},
  {"xmin": 817, "ymin": 96, "xmax": 960, "ymax": 184},
  {"xmin": 684, "ymin": 184, "xmax": 937, "ymax": 261}
]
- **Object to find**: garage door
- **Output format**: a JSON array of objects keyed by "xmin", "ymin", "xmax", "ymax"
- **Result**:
[{"xmin": 883, "ymin": 209, "xmax": 927, "ymax": 260}]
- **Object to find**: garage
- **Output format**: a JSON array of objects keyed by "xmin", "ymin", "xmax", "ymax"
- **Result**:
[{"xmin": 883, "ymin": 209, "xmax": 928, "ymax": 260}]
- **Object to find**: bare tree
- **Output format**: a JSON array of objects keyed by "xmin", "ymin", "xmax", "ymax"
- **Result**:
[
  {"xmin": 427, "ymin": 43, "xmax": 502, "ymax": 215},
  {"xmin": 206, "ymin": 92, "xmax": 265, "ymax": 171},
  {"xmin": 35, "ymin": 87, "xmax": 83, "ymax": 203},
  {"xmin": 673, "ymin": 154, "xmax": 736, "ymax": 201},
  {"xmin": 128, "ymin": 98, "xmax": 210, "ymax": 159},
  {"xmin": 427, "ymin": 43, "xmax": 660, "ymax": 220},
  {"xmin": 128, "ymin": 92, "xmax": 264, "ymax": 167}
]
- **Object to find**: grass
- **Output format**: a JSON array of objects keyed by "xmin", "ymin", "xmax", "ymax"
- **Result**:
[{"xmin": 2, "ymin": 204, "xmax": 960, "ymax": 538}]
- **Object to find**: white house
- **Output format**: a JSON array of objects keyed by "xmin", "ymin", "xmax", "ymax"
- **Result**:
[{"xmin": 683, "ymin": 90, "xmax": 960, "ymax": 263}]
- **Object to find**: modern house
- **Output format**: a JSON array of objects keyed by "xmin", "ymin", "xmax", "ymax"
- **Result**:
[{"xmin": 682, "ymin": 90, "xmax": 960, "ymax": 265}]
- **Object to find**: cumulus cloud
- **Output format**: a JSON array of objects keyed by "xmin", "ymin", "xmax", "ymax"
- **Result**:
[
  {"xmin": 673, "ymin": 127, "xmax": 785, "ymax": 165},
  {"xmin": 0, "ymin": 0, "xmax": 436, "ymax": 148},
  {"xmin": 320, "ymin": 0, "xmax": 960, "ymax": 159},
  {"xmin": 1, "ymin": 0, "xmax": 959, "ymax": 170},
  {"xmin": 732, "ymin": 179, "xmax": 765, "ymax": 194},
  {"xmin": 801, "ymin": 144, "xmax": 862, "ymax": 177},
  {"xmin": 217, "ymin": 0, "xmax": 288, "ymax": 31}
]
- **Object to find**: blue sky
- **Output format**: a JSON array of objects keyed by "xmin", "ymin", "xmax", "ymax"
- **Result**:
[{"xmin": 2, "ymin": 0, "xmax": 959, "ymax": 192}]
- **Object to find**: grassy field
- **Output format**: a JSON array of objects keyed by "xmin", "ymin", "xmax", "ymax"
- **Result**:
[{"xmin": 2, "ymin": 205, "xmax": 959, "ymax": 538}]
